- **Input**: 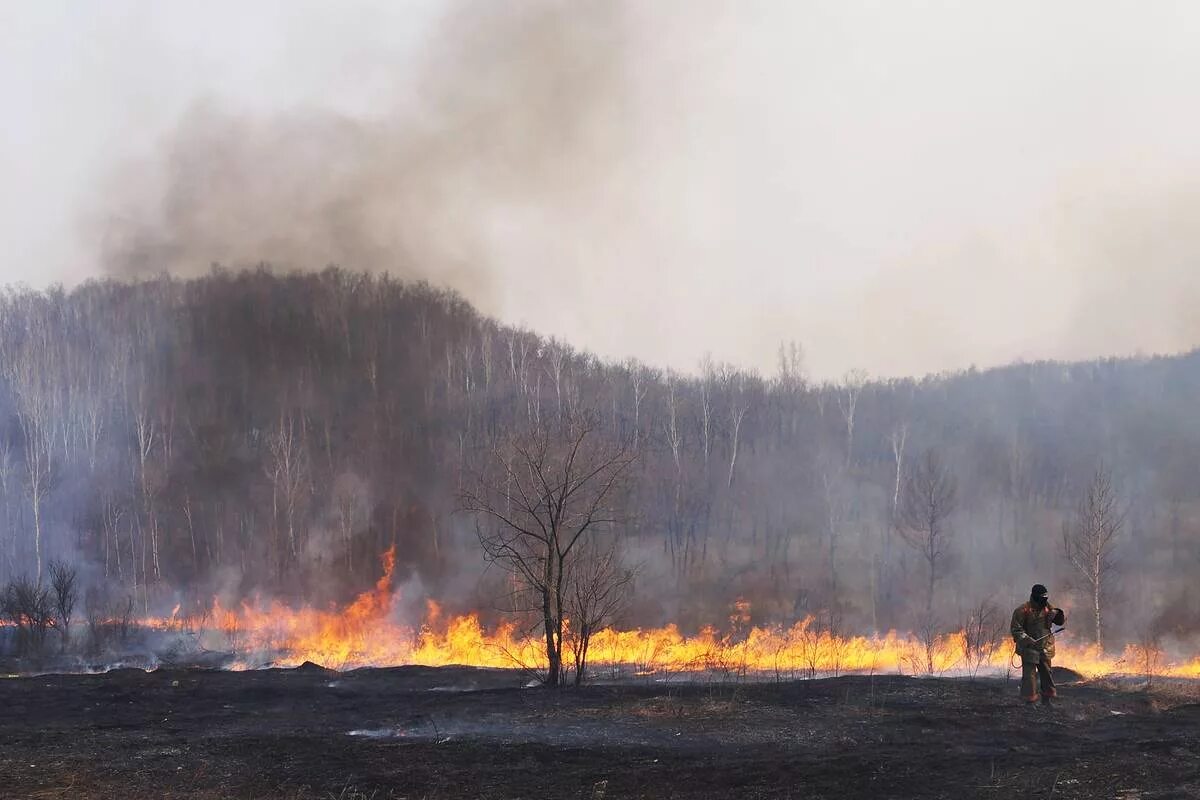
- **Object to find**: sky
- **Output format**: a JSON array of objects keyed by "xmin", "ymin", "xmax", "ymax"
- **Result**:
[{"xmin": 3, "ymin": 1, "xmax": 1200, "ymax": 380}]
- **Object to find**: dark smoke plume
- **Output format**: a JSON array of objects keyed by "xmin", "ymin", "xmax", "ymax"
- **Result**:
[{"xmin": 98, "ymin": 0, "xmax": 633, "ymax": 295}]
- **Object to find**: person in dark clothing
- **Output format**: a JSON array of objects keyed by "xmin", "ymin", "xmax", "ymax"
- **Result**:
[{"xmin": 1010, "ymin": 584, "xmax": 1065, "ymax": 705}]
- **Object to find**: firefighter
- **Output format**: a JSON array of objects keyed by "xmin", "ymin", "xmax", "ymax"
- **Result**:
[{"xmin": 1010, "ymin": 584, "xmax": 1065, "ymax": 705}]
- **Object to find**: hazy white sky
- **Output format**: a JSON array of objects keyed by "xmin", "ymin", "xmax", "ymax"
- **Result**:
[{"xmin": 3, "ymin": 1, "xmax": 1200, "ymax": 379}]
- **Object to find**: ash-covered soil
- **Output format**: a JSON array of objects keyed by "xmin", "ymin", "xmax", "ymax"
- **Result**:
[{"xmin": 1, "ymin": 665, "xmax": 1198, "ymax": 799}]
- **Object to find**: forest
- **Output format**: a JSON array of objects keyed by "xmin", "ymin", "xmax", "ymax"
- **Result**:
[{"xmin": 1, "ymin": 267, "xmax": 1199, "ymax": 657}]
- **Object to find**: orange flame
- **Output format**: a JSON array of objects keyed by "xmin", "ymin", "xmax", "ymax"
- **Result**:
[{"xmin": 139, "ymin": 550, "xmax": 1200, "ymax": 680}]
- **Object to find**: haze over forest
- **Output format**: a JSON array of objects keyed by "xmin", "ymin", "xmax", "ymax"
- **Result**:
[
  {"xmin": 4, "ymin": 1, "xmax": 1200, "ymax": 378},
  {"xmin": 2, "ymin": 269, "xmax": 1200, "ymax": 654},
  {"xmin": 2, "ymin": 1, "xmax": 1200, "ymax": 659}
]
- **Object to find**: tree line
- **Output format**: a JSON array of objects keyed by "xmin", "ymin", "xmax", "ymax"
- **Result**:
[{"xmin": 1, "ymin": 267, "xmax": 1198, "ymax": 663}]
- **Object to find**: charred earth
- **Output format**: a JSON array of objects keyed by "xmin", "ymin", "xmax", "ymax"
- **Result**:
[{"xmin": 1, "ymin": 666, "xmax": 1197, "ymax": 799}]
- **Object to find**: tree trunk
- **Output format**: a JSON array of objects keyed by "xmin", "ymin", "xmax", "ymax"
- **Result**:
[
  {"xmin": 926, "ymin": 537, "xmax": 936, "ymax": 618},
  {"xmin": 31, "ymin": 494, "xmax": 42, "ymax": 584},
  {"xmin": 574, "ymin": 627, "xmax": 591, "ymax": 687},
  {"xmin": 542, "ymin": 564, "xmax": 560, "ymax": 687}
]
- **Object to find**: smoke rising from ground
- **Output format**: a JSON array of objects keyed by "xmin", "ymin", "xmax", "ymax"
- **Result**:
[
  {"xmin": 97, "ymin": 1, "xmax": 632, "ymax": 305},
  {"xmin": 3, "ymin": 1, "xmax": 1190, "ymax": 379}
]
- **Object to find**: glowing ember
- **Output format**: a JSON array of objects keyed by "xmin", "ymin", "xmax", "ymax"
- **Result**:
[{"xmin": 139, "ymin": 549, "xmax": 1200, "ymax": 680}]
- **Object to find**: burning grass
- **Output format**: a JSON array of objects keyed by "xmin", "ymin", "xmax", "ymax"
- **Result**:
[{"xmin": 113, "ymin": 548, "xmax": 1200, "ymax": 684}]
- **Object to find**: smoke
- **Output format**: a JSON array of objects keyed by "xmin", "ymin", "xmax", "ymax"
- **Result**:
[
  {"xmin": 96, "ymin": 0, "xmax": 633, "ymax": 311},
  {"xmin": 1059, "ymin": 179, "xmax": 1200, "ymax": 361},
  {"xmin": 77, "ymin": 1, "xmax": 1200, "ymax": 381},
  {"xmin": 83, "ymin": 0, "xmax": 639, "ymax": 616}
]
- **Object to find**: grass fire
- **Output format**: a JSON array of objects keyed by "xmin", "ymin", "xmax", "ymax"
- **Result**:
[
  {"xmin": 6, "ymin": 2, "xmax": 1200, "ymax": 797},
  {"xmin": 3, "ymin": 274, "xmax": 1200, "ymax": 800},
  {"xmin": 122, "ymin": 547, "xmax": 1200, "ymax": 684}
]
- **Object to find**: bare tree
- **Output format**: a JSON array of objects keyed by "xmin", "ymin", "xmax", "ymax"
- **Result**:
[
  {"xmin": 627, "ymin": 361, "xmax": 648, "ymax": 451},
  {"xmin": 699, "ymin": 355, "xmax": 715, "ymax": 471},
  {"xmin": 820, "ymin": 465, "xmax": 848, "ymax": 609},
  {"xmin": 912, "ymin": 607, "xmax": 941, "ymax": 675},
  {"xmin": 7, "ymin": 347, "xmax": 55, "ymax": 583},
  {"xmin": 544, "ymin": 339, "xmax": 570, "ymax": 427},
  {"xmin": 461, "ymin": 415, "xmax": 635, "ymax": 687},
  {"xmin": 266, "ymin": 411, "xmax": 310, "ymax": 565},
  {"xmin": 961, "ymin": 598, "xmax": 1003, "ymax": 679},
  {"xmin": 565, "ymin": 535, "xmax": 636, "ymax": 685},
  {"xmin": 888, "ymin": 424, "xmax": 908, "ymax": 520},
  {"xmin": 724, "ymin": 370, "xmax": 750, "ymax": 490},
  {"xmin": 0, "ymin": 438, "xmax": 15, "ymax": 576},
  {"xmin": 836, "ymin": 369, "xmax": 867, "ymax": 467},
  {"xmin": 662, "ymin": 374, "xmax": 686, "ymax": 573},
  {"xmin": 775, "ymin": 340, "xmax": 806, "ymax": 392},
  {"xmin": 2, "ymin": 575, "xmax": 54, "ymax": 656},
  {"xmin": 48, "ymin": 559, "xmax": 78, "ymax": 651},
  {"xmin": 1063, "ymin": 466, "xmax": 1124, "ymax": 648},
  {"xmin": 897, "ymin": 448, "xmax": 958, "ymax": 617},
  {"xmin": 132, "ymin": 393, "xmax": 160, "ymax": 583},
  {"xmin": 333, "ymin": 472, "xmax": 369, "ymax": 575}
]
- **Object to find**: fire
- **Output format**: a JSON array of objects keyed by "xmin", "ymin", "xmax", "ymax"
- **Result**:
[{"xmin": 142, "ymin": 549, "xmax": 1200, "ymax": 680}]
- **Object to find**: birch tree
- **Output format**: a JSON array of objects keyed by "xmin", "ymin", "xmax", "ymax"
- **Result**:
[
  {"xmin": 725, "ymin": 371, "xmax": 750, "ymax": 490},
  {"xmin": 1063, "ymin": 466, "xmax": 1123, "ymax": 648},
  {"xmin": 8, "ymin": 347, "xmax": 55, "ymax": 583},
  {"xmin": 836, "ymin": 369, "xmax": 867, "ymax": 467},
  {"xmin": 266, "ymin": 411, "xmax": 310, "ymax": 565}
]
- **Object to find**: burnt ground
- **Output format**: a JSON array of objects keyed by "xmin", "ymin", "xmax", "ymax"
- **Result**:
[{"xmin": 1, "ymin": 665, "xmax": 1198, "ymax": 799}]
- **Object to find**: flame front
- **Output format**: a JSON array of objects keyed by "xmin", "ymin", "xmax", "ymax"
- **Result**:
[{"xmin": 151, "ymin": 549, "xmax": 1200, "ymax": 680}]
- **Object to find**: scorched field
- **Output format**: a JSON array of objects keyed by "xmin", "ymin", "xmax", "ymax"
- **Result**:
[{"xmin": 2, "ymin": 665, "xmax": 1199, "ymax": 799}]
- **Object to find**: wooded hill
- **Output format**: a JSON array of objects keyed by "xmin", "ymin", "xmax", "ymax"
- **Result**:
[{"xmin": 1, "ymin": 268, "xmax": 1198, "ymax": 644}]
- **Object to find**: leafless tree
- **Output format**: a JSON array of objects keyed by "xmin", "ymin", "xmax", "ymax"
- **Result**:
[
  {"xmin": 266, "ymin": 411, "xmax": 310, "ymax": 564},
  {"xmin": 477, "ymin": 324, "xmax": 494, "ymax": 393},
  {"xmin": 101, "ymin": 496, "xmax": 126, "ymax": 582},
  {"xmin": 132, "ymin": 390, "xmax": 160, "ymax": 583},
  {"xmin": 961, "ymin": 598, "xmax": 1003, "ymax": 679},
  {"xmin": 565, "ymin": 535, "xmax": 636, "ymax": 685},
  {"xmin": 461, "ymin": 414, "xmax": 635, "ymax": 686},
  {"xmin": 1063, "ymin": 466, "xmax": 1124, "ymax": 648},
  {"xmin": 774, "ymin": 341, "xmax": 806, "ymax": 441},
  {"xmin": 333, "ymin": 472, "xmax": 369, "ymax": 575},
  {"xmin": 0, "ymin": 438, "xmax": 14, "ymax": 575},
  {"xmin": 627, "ymin": 360, "xmax": 648, "ymax": 452},
  {"xmin": 544, "ymin": 339, "xmax": 570, "ymax": 427},
  {"xmin": 661, "ymin": 374, "xmax": 686, "ymax": 573},
  {"xmin": 47, "ymin": 559, "xmax": 78, "ymax": 651},
  {"xmin": 724, "ymin": 370, "xmax": 750, "ymax": 490},
  {"xmin": 699, "ymin": 355, "xmax": 715, "ymax": 471},
  {"xmin": 836, "ymin": 369, "xmax": 867, "ymax": 467},
  {"xmin": 912, "ymin": 607, "xmax": 942, "ymax": 675},
  {"xmin": 2, "ymin": 575, "xmax": 54, "ymax": 656},
  {"xmin": 7, "ymin": 346, "xmax": 55, "ymax": 583},
  {"xmin": 775, "ymin": 340, "xmax": 806, "ymax": 392},
  {"xmin": 820, "ymin": 465, "xmax": 848, "ymax": 609},
  {"xmin": 662, "ymin": 373, "xmax": 683, "ymax": 480},
  {"xmin": 898, "ymin": 448, "xmax": 958, "ymax": 618},
  {"xmin": 888, "ymin": 424, "xmax": 908, "ymax": 521}
]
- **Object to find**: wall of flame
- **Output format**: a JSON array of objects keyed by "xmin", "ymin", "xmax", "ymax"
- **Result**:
[{"xmin": 136, "ymin": 548, "xmax": 1200, "ymax": 679}]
